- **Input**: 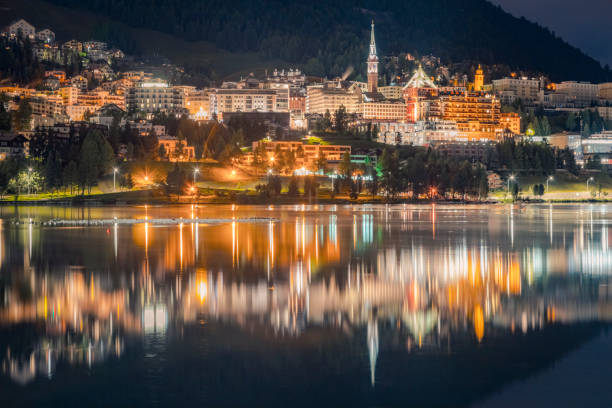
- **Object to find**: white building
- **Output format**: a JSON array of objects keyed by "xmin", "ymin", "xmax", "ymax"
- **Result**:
[
  {"xmin": 5, "ymin": 19, "xmax": 35, "ymax": 39},
  {"xmin": 36, "ymin": 29, "xmax": 55, "ymax": 44},
  {"xmin": 377, "ymin": 120, "xmax": 460, "ymax": 146},
  {"xmin": 599, "ymin": 83, "xmax": 612, "ymax": 101},
  {"xmin": 556, "ymin": 81, "xmax": 599, "ymax": 106},
  {"xmin": 126, "ymin": 81, "xmax": 185, "ymax": 114},
  {"xmin": 492, "ymin": 77, "xmax": 540, "ymax": 104}
]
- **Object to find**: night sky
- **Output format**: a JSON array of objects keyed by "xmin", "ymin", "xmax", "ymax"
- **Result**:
[{"xmin": 491, "ymin": 0, "xmax": 612, "ymax": 67}]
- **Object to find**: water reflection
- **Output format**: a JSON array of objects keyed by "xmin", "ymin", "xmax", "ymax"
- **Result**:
[{"xmin": 1, "ymin": 204, "xmax": 612, "ymax": 406}]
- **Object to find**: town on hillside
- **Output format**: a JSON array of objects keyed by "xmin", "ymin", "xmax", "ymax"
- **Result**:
[{"xmin": 1, "ymin": 18, "xmax": 612, "ymax": 202}]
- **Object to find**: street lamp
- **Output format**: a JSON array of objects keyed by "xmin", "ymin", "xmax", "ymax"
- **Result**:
[
  {"xmin": 546, "ymin": 176, "xmax": 554, "ymax": 193},
  {"xmin": 28, "ymin": 167, "xmax": 32, "ymax": 195},
  {"xmin": 193, "ymin": 168, "xmax": 200, "ymax": 185},
  {"xmin": 587, "ymin": 176, "xmax": 594, "ymax": 194},
  {"xmin": 113, "ymin": 168, "xmax": 119, "ymax": 192},
  {"xmin": 507, "ymin": 175, "xmax": 515, "ymax": 196}
]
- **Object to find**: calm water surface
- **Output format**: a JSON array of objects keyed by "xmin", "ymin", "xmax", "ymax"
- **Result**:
[{"xmin": 1, "ymin": 204, "xmax": 612, "ymax": 407}]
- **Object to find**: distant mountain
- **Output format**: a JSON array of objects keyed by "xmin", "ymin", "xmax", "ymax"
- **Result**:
[{"xmin": 10, "ymin": 0, "xmax": 612, "ymax": 82}]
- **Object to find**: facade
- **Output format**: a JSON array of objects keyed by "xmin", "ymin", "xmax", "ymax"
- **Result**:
[
  {"xmin": 6, "ymin": 19, "xmax": 35, "ymax": 39},
  {"xmin": 211, "ymin": 89, "xmax": 277, "ymax": 115},
  {"xmin": 362, "ymin": 100, "xmax": 405, "ymax": 121},
  {"xmin": 377, "ymin": 120, "xmax": 460, "ymax": 146},
  {"xmin": 492, "ymin": 77, "xmax": 540, "ymax": 103},
  {"xmin": 126, "ymin": 81, "xmax": 185, "ymax": 114},
  {"xmin": 158, "ymin": 136, "xmax": 195, "ymax": 161},
  {"xmin": 599, "ymin": 83, "xmax": 612, "ymax": 101},
  {"xmin": 0, "ymin": 132, "xmax": 27, "ymax": 159},
  {"xmin": 556, "ymin": 81, "xmax": 599, "ymax": 106},
  {"xmin": 251, "ymin": 140, "xmax": 351, "ymax": 168},
  {"xmin": 36, "ymin": 29, "xmax": 55, "ymax": 44},
  {"xmin": 402, "ymin": 65, "xmax": 438, "ymax": 122},
  {"xmin": 432, "ymin": 91, "xmax": 501, "ymax": 141},
  {"xmin": 378, "ymin": 86, "xmax": 403, "ymax": 100},
  {"xmin": 597, "ymin": 106, "xmax": 612, "ymax": 122},
  {"xmin": 305, "ymin": 85, "xmax": 361, "ymax": 114},
  {"xmin": 499, "ymin": 112, "xmax": 521, "ymax": 134}
]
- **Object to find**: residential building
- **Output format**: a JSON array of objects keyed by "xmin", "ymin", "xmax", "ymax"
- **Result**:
[
  {"xmin": 499, "ymin": 112, "xmax": 521, "ymax": 134},
  {"xmin": 432, "ymin": 91, "xmax": 502, "ymax": 141},
  {"xmin": 5, "ymin": 19, "xmax": 35, "ymax": 39},
  {"xmin": 597, "ymin": 106, "xmax": 612, "ymax": 121},
  {"xmin": 599, "ymin": 83, "xmax": 612, "ymax": 101},
  {"xmin": 362, "ymin": 100, "xmax": 405, "ymax": 121},
  {"xmin": 251, "ymin": 140, "xmax": 351, "ymax": 168},
  {"xmin": 378, "ymin": 86, "xmax": 403, "ymax": 100},
  {"xmin": 36, "ymin": 29, "xmax": 55, "ymax": 44},
  {"xmin": 158, "ymin": 136, "xmax": 195, "ymax": 161},
  {"xmin": 556, "ymin": 81, "xmax": 599, "ymax": 106},
  {"xmin": 126, "ymin": 81, "xmax": 185, "ymax": 114},
  {"xmin": 0, "ymin": 132, "xmax": 27, "ymax": 159},
  {"xmin": 210, "ymin": 89, "xmax": 277, "ymax": 116},
  {"xmin": 305, "ymin": 85, "xmax": 361, "ymax": 114},
  {"xmin": 492, "ymin": 77, "xmax": 540, "ymax": 103}
]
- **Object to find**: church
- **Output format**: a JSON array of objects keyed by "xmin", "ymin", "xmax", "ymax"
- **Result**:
[{"xmin": 360, "ymin": 21, "xmax": 406, "ymax": 121}]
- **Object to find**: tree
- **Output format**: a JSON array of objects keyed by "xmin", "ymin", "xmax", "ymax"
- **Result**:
[
  {"xmin": 63, "ymin": 161, "xmax": 78, "ymax": 194},
  {"xmin": 333, "ymin": 105, "xmax": 348, "ymax": 133},
  {"xmin": 166, "ymin": 163, "xmax": 187, "ymax": 197},
  {"xmin": 45, "ymin": 150, "xmax": 62, "ymax": 194},
  {"xmin": 315, "ymin": 153, "xmax": 328, "ymax": 174},
  {"xmin": 288, "ymin": 175, "xmax": 299, "ymax": 197},
  {"xmin": 379, "ymin": 148, "xmax": 401, "ymax": 198},
  {"xmin": 511, "ymin": 182, "xmax": 520, "ymax": 201},
  {"xmin": 77, "ymin": 130, "xmax": 114, "ymax": 194},
  {"xmin": 566, "ymin": 112, "xmax": 577, "ymax": 131},
  {"xmin": 339, "ymin": 151, "xmax": 353, "ymax": 180},
  {"xmin": 12, "ymin": 99, "xmax": 32, "ymax": 131},
  {"xmin": 159, "ymin": 144, "xmax": 167, "ymax": 160},
  {"xmin": 540, "ymin": 117, "xmax": 552, "ymax": 136}
]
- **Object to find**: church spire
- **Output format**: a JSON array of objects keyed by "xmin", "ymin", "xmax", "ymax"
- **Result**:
[
  {"xmin": 367, "ymin": 20, "xmax": 379, "ymax": 93},
  {"xmin": 369, "ymin": 20, "xmax": 377, "ymax": 57}
]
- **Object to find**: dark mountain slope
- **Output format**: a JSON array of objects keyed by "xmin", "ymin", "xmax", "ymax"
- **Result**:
[{"xmin": 9, "ymin": 0, "xmax": 612, "ymax": 82}]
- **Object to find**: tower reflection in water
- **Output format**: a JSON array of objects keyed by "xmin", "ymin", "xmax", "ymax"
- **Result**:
[{"xmin": 1, "ymin": 204, "xmax": 612, "ymax": 387}]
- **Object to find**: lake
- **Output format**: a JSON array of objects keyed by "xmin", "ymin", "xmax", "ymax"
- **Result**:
[{"xmin": 1, "ymin": 203, "xmax": 612, "ymax": 407}]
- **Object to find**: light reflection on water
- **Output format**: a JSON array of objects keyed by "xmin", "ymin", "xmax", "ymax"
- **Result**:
[{"xmin": 1, "ymin": 204, "xmax": 612, "ymax": 407}]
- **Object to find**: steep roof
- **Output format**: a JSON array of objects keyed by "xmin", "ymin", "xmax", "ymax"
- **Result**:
[{"xmin": 404, "ymin": 65, "xmax": 437, "ymax": 89}]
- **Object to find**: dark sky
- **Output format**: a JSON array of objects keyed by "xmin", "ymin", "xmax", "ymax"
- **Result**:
[{"xmin": 490, "ymin": 0, "xmax": 612, "ymax": 67}]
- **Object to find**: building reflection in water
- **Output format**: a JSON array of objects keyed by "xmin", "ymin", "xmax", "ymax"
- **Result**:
[{"xmin": 1, "ymin": 204, "xmax": 612, "ymax": 387}]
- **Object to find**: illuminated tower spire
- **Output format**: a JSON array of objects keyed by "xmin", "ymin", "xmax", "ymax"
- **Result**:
[{"xmin": 367, "ymin": 20, "xmax": 379, "ymax": 94}]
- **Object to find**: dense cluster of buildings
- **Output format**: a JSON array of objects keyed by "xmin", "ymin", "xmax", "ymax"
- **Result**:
[{"xmin": 2, "ymin": 18, "xmax": 612, "ymax": 165}]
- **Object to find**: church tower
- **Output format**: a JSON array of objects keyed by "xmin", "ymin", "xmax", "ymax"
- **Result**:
[
  {"xmin": 367, "ymin": 20, "xmax": 379, "ymax": 94},
  {"xmin": 474, "ymin": 64, "xmax": 484, "ymax": 92}
]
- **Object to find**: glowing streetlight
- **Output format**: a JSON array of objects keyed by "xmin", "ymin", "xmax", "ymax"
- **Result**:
[
  {"xmin": 507, "ymin": 175, "xmax": 516, "ymax": 196},
  {"xmin": 28, "ymin": 167, "xmax": 32, "ymax": 195},
  {"xmin": 193, "ymin": 168, "xmax": 200, "ymax": 185},
  {"xmin": 587, "ymin": 176, "xmax": 594, "ymax": 194},
  {"xmin": 113, "ymin": 168, "xmax": 119, "ymax": 192},
  {"xmin": 231, "ymin": 169, "xmax": 236, "ymax": 176},
  {"xmin": 546, "ymin": 176, "xmax": 554, "ymax": 193}
]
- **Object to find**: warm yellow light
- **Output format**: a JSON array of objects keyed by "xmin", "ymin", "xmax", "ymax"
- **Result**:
[
  {"xmin": 197, "ymin": 280, "xmax": 207, "ymax": 303},
  {"xmin": 231, "ymin": 170, "xmax": 236, "ymax": 176}
]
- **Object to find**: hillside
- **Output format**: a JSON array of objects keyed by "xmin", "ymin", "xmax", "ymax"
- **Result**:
[
  {"xmin": 2, "ymin": 0, "xmax": 611, "ymax": 83},
  {"xmin": 0, "ymin": 0, "xmax": 287, "ymax": 82}
]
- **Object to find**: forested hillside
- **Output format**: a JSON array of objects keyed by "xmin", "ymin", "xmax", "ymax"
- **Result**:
[{"xmin": 41, "ymin": 0, "xmax": 611, "ymax": 82}]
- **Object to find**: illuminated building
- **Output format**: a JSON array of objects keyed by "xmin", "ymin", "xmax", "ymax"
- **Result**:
[
  {"xmin": 305, "ymin": 84, "xmax": 361, "ymax": 114},
  {"xmin": 367, "ymin": 21, "xmax": 379, "ymax": 94},
  {"xmin": 211, "ymin": 89, "xmax": 278, "ymax": 115},
  {"xmin": 251, "ymin": 140, "xmax": 351, "ymax": 167},
  {"xmin": 126, "ymin": 81, "xmax": 186, "ymax": 114},
  {"xmin": 474, "ymin": 64, "xmax": 484, "ymax": 92},
  {"xmin": 499, "ymin": 112, "xmax": 521, "ymax": 134},
  {"xmin": 402, "ymin": 65, "xmax": 438, "ymax": 122},
  {"xmin": 492, "ymin": 77, "xmax": 540, "ymax": 104},
  {"xmin": 158, "ymin": 136, "xmax": 195, "ymax": 161},
  {"xmin": 556, "ymin": 81, "xmax": 599, "ymax": 106},
  {"xmin": 361, "ymin": 99, "xmax": 406, "ymax": 121},
  {"xmin": 5, "ymin": 19, "xmax": 35, "ymax": 39},
  {"xmin": 378, "ymin": 86, "xmax": 403, "ymax": 100},
  {"xmin": 599, "ymin": 83, "xmax": 612, "ymax": 101},
  {"xmin": 431, "ymin": 91, "xmax": 502, "ymax": 141},
  {"xmin": 181, "ymin": 87, "xmax": 211, "ymax": 119}
]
